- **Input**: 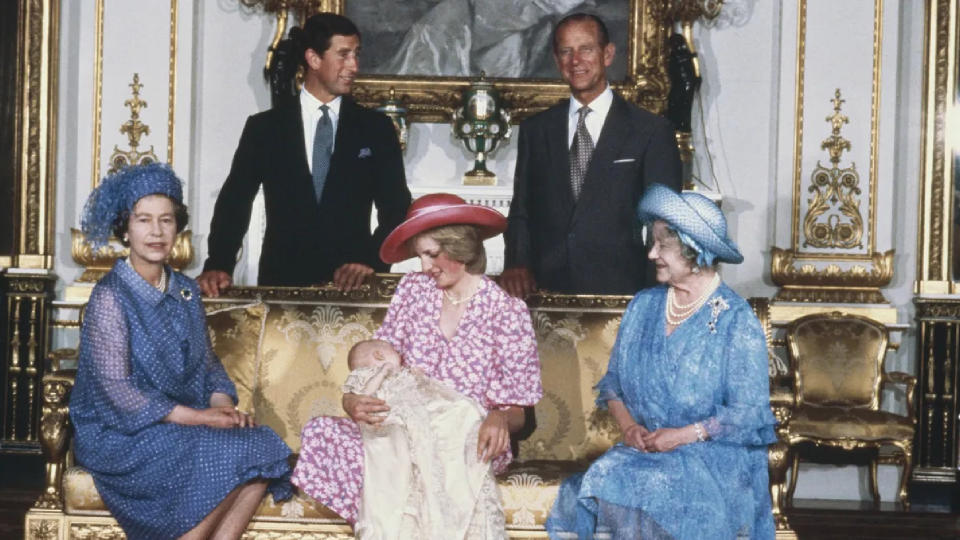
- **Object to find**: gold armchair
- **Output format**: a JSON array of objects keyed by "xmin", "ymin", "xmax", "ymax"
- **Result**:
[{"xmin": 783, "ymin": 311, "xmax": 916, "ymax": 507}]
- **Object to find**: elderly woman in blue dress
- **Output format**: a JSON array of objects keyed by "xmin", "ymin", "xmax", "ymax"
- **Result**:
[
  {"xmin": 69, "ymin": 163, "xmax": 292, "ymax": 540},
  {"xmin": 546, "ymin": 184, "xmax": 777, "ymax": 540}
]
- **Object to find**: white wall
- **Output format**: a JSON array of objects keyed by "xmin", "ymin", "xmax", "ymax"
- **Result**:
[{"xmin": 52, "ymin": 0, "xmax": 927, "ymax": 502}]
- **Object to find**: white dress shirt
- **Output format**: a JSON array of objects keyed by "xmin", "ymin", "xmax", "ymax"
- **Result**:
[
  {"xmin": 300, "ymin": 89, "xmax": 342, "ymax": 173},
  {"xmin": 566, "ymin": 84, "xmax": 614, "ymax": 148}
]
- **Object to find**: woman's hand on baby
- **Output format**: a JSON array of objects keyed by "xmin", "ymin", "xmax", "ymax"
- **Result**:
[
  {"xmin": 477, "ymin": 410, "xmax": 511, "ymax": 463},
  {"xmin": 343, "ymin": 392, "xmax": 390, "ymax": 425},
  {"xmin": 622, "ymin": 423, "xmax": 650, "ymax": 451}
]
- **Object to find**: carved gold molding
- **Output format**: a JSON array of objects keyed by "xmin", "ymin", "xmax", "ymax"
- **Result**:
[
  {"xmin": 167, "ymin": 0, "xmax": 177, "ymax": 165},
  {"xmin": 770, "ymin": 247, "xmax": 893, "ymax": 303},
  {"xmin": 15, "ymin": 0, "xmax": 60, "ymax": 269},
  {"xmin": 917, "ymin": 0, "xmax": 955, "ymax": 294},
  {"xmin": 803, "ymin": 89, "xmax": 864, "ymax": 250},
  {"xmin": 790, "ymin": 0, "xmax": 882, "ymax": 258},
  {"xmin": 210, "ymin": 274, "xmax": 634, "ymax": 311},
  {"xmin": 247, "ymin": 0, "xmax": 672, "ymax": 122},
  {"xmin": 774, "ymin": 0, "xmax": 889, "ymax": 303},
  {"xmin": 91, "ymin": 0, "xmax": 179, "ymax": 186},
  {"xmin": 90, "ymin": 0, "xmax": 103, "ymax": 188},
  {"xmin": 107, "ymin": 74, "xmax": 158, "ymax": 174}
]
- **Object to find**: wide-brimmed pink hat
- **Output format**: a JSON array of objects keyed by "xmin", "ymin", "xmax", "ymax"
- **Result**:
[{"xmin": 379, "ymin": 193, "xmax": 507, "ymax": 264}]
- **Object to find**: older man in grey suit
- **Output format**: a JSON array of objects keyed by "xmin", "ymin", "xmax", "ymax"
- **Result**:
[{"xmin": 502, "ymin": 13, "xmax": 682, "ymax": 297}]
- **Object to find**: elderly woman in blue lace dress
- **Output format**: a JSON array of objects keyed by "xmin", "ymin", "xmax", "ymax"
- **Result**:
[
  {"xmin": 546, "ymin": 184, "xmax": 777, "ymax": 540},
  {"xmin": 69, "ymin": 163, "xmax": 292, "ymax": 540}
]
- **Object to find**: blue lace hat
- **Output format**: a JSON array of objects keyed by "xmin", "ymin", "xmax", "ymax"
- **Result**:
[
  {"xmin": 81, "ymin": 162, "xmax": 184, "ymax": 249},
  {"xmin": 636, "ymin": 183, "xmax": 743, "ymax": 264}
]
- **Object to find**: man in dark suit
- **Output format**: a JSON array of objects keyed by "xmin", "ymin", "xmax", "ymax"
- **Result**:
[
  {"xmin": 501, "ymin": 13, "xmax": 682, "ymax": 297},
  {"xmin": 198, "ymin": 13, "xmax": 411, "ymax": 296}
]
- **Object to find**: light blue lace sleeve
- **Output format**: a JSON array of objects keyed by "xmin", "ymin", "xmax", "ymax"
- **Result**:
[
  {"xmin": 701, "ymin": 306, "xmax": 777, "ymax": 445},
  {"xmin": 595, "ymin": 295, "xmax": 645, "ymax": 408}
]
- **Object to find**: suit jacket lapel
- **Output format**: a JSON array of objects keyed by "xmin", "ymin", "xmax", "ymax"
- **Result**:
[
  {"xmin": 571, "ymin": 94, "xmax": 632, "ymax": 225},
  {"xmin": 330, "ymin": 97, "xmax": 358, "ymax": 177},
  {"xmin": 280, "ymin": 101, "xmax": 311, "ymax": 180}
]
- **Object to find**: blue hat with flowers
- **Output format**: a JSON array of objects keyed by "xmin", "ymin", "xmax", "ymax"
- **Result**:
[
  {"xmin": 636, "ymin": 183, "xmax": 743, "ymax": 265},
  {"xmin": 81, "ymin": 162, "xmax": 184, "ymax": 249}
]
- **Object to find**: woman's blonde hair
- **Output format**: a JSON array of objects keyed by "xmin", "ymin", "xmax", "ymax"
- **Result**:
[{"xmin": 412, "ymin": 224, "xmax": 486, "ymax": 274}]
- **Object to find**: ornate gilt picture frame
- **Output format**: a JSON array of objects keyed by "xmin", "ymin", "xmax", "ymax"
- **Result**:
[{"xmin": 300, "ymin": 0, "xmax": 671, "ymax": 122}]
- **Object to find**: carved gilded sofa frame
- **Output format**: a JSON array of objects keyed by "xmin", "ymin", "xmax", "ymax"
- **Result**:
[
  {"xmin": 25, "ymin": 277, "xmax": 794, "ymax": 539},
  {"xmin": 780, "ymin": 311, "xmax": 916, "ymax": 508}
]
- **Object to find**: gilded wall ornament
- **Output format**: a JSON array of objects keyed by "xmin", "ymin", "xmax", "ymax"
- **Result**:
[
  {"xmin": 107, "ymin": 73, "xmax": 158, "ymax": 175},
  {"xmin": 803, "ymin": 89, "xmax": 863, "ymax": 249}
]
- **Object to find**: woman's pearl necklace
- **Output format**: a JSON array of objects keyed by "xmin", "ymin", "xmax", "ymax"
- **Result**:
[
  {"xmin": 666, "ymin": 273, "xmax": 719, "ymax": 326},
  {"xmin": 443, "ymin": 288, "xmax": 477, "ymax": 306},
  {"xmin": 127, "ymin": 258, "xmax": 166, "ymax": 292}
]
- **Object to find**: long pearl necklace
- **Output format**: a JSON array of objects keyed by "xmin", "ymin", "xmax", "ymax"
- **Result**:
[
  {"xmin": 666, "ymin": 273, "xmax": 719, "ymax": 326},
  {"xmin": 127, "ymin": 258, "xmax": 166, "ymax": 292}
]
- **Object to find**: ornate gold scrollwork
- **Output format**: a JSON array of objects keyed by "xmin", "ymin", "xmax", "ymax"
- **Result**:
[
  {"xmin": 803, "ymin": 89, "xmax": 863, "ymax": 249},
  {"xmin": 27, "ymin": 518, "xmax": 59, "ymax": 540},
  {"xmin": 107, "ymin": 73, "xmax": 158, "ymax": 175},
  {"xmin": 69, "ymin": 522, "xmax": 126, "ymax": 539}
]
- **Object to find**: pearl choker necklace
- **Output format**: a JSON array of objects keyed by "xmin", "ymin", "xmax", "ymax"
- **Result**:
[
  {"xmin": 443, "ymin": 287, "xmax": 478, "ymax": 306},
  {"xmin": 666, "ymin": 273, "xmax": 719, "ymax": 326},
  {"xmin": 127, "ymin": 258, "xmax": 166, "ymax": 292}
]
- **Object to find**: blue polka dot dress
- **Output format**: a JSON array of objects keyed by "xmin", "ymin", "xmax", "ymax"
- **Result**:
[{"xmin": 70, "ymin": 260, "xmax": 292, "ymax": 539}]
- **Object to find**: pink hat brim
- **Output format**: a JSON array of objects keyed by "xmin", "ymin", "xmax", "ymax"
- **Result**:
[{"xmin": 379, "ymin": 204, "xmax": 507, "ymax": 264}]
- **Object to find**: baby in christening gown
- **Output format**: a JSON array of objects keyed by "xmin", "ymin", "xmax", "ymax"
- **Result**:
[{"xmin": 344, "ymin": 339, "xmax": 505, "ymax": 540}]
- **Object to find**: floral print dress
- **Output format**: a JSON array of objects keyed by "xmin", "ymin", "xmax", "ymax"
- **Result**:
[{"xmin": 292, "ymin": 272, "xmax": 543, "ymax": 524}]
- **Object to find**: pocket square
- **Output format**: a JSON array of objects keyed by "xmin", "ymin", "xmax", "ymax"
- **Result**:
[
  {"xmin": 358, "ymin": 147, "xmax": 372, "ymax": 158},
  {"xmin": 613, "ymin": 158, "xmax": 636, "ymax": 164}
]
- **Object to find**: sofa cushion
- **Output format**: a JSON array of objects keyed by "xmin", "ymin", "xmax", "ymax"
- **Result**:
[
  {"xmin": 253, "ymin": 303, "xmax": 385, "ymax": 451},
  {"xmin": 62, "ymin": 459, "xmax": 586, "ymax": 527},
  {"xmin": 205, "ymin": 302, "xmax": 269, "ymax": 414},
  {"xmin": 520, "ymin": 310, "xmax": 623, "ymax": 462}
]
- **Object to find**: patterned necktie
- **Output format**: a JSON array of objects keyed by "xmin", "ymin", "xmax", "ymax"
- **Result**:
[
  {"xmin": 570, "ymin": 106, "xmax": 594, "ymax": 200},
  {"xmin": 312, "ymin": 104, "xmax": 333, "ymax": 203}
]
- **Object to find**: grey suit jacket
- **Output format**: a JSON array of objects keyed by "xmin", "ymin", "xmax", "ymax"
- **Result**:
[{"xmin": 504, "ymin": 93, "xmax": 682, "ymax": 295}]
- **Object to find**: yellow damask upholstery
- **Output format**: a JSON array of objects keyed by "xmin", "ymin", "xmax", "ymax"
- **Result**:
[
  {"xmin": 520, "ymin": 310, "xmax": 622, "ymax": 461},
  {"xmin": 787, "ymin": 407, "xmax": 914, "ymax": 441},
  {"xmin": 782, "ymin": 311, "xmax": 916, "ymax": 507},
  {"xmin": 60, "ymin": 458, "xmax": 584, "ymax": 527},
  {"xmin": 250, "ymin": 304, "xmax": 383, "ymax": 450},
  {"xmin": 205, "ymin": 302, "xmax": 269, "ymax": 413}
]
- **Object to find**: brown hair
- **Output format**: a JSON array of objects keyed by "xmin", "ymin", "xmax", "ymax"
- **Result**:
[{"xmin": 413, "ymin": 224, "xmax": 486, "ymax": 274}]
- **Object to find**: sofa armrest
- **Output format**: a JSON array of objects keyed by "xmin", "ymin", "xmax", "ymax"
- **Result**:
[
  {"xmin": 33, "ymin": 365, "xmax": 76, "ymax": 510},
  {"xmin": 881, "ymin": 371, "xmax": 917, "ymax": 423}
]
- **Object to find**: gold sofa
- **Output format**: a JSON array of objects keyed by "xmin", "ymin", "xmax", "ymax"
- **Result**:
[{"xmin": 24, "ymin": 275, "xmax": 786, "ymax": 539}]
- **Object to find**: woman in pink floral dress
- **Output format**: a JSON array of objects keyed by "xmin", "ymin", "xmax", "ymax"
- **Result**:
[{"xmin": 292, "ymin": 193, "xmax": 543, "ymax": 528}]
